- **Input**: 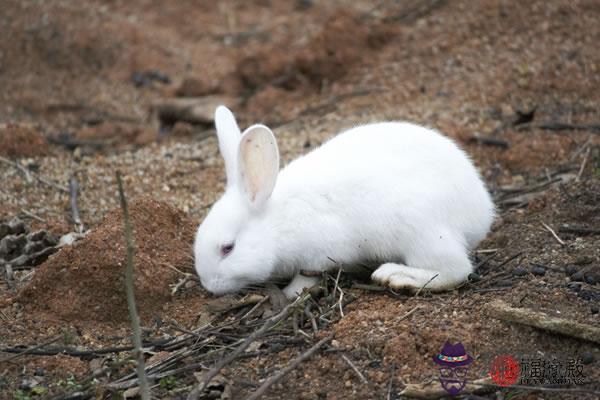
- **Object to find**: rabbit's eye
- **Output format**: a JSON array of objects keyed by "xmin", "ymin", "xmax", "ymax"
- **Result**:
[{"xmin": 220, "ymin": 243, "xmax": 235, "ymax": 257}]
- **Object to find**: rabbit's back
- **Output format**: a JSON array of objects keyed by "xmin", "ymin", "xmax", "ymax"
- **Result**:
[{"xmin": 272, "ymin": 122, "xmax": 494, "ymax": 261}]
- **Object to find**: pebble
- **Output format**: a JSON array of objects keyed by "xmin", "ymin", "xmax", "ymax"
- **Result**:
[
  {"xmin": 512, "ymin": 266, "xmax": 528, "ymax": 277},
  {"xmin": 571, "ymin": 271, "xmax": 585, "ymax": 282},
  {"xmin": 531, "ymin": 266, "xmax": 546, "ymax": 276},
  {"xmin": 468, "ymin": 273, "xmax": 481, "ymax": 282},
  {"xmin": 0, "ymin": 223, "xmax": 9, "ymax": 240},
  {"xmin": 564, "ymin": 265, "xmax": 578, "ymax": 276},
  {"xmin": 584, "ymin": 274, "xmax": 598, "ymax": 286},
  {"xmin": 591, "ymin": 305, "xmax": 599, "ymax": 315},
  {"xmin": 496, "ymin": 279, "xmax": 513, "ymax": 287},
  {"xmin": 34, "ymin": 368, "xmax": 45, "ymax": 376},
  {"xmin": 8, "ymin": 217, "xmax": 27, "ymax": 235},
  {"xmin": 567, "ymin": 282, "xmax": 582, "ymax": 292},
  {"xmin": 184, "ymin": 280, "xmax": 196, "ymax": 289},
  {"xmin": 581, "ymin": 352, "xmax": 594, "ymax": 365}
]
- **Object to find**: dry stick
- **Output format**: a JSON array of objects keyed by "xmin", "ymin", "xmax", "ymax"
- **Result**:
[
  {"xmin": 0, "ymin": 155, "xmax": 68, "ymax": 192},
  {"xmin": 69, "ymin": 176, "xmax": 83, "ymax": 233},
  {"xmin": 487, "ymin": 299, "xmax": 600, "ymax": 344},
  {"xmin": 340, "ymin": 354, "xmax": 368, "ymax": 385},
  {"xmin": 246, "ymin": 334, "xmax": 334, "ymax": 400},
  {"xmin": 116, "ymin": 171, "xmax": 150, "ymax": 400},
  {"xmin": 398, "ymin": 305, "xmax": 421, "ymax": 322},
  {"xmin": 559, "ymin": 225, "xmax": 600, "ymax": 235},
  {"xmin": 473, "ymin": 380, "xmax": 600, "ymax": 396},
  {"xmin": 386, "ymin": 363, "xmax": 396, "ymax": 400},
  {"xmin": 187, "ymin": 294, "xmax": 311, "ymax": 399},
  {"xmin": 413, "ymin": 274, "xmax": 439, "ymax": 297},
  {"xmin": 576, "ymin": 146, "xmax": 590, "ymax": 181},
  {"xmin": 541, "ymin": 222, "xmax": 566, "ymax": 246},
  {"xmin": 0, "ymin": 336, "xmax": 61, "ymax": 363}
]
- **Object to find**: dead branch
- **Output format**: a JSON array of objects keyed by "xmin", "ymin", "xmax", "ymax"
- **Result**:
[
  {"xmin": 468, "ymin": 134, "xmax": 510, "ymax": 148},
  {"xmin": 69, "ymin": 176, "xmax": 83, "ymax": 233},
  {"xmin": 414, "ymin": 274, "xmax": 438, "ymax": 297},
  {"xmin": 246, "ymin": 334, "xmax": 334, "ymax": 400},
  {"xmin": 541, "ymin": 222, "xmax": 566, "ymax": 246},
  {"xmin": 558, "ymin": 225, "xmax": 600, "ymax": 235},
  {"xmin": 151, "ymin": 96, "xmax": 238, "ymax": 128},
  {"xmin": 487, "ymin": 299, "xmax": 600, "ymax": 344},
  {"xmin": 187, "ymin": 293, "xmax": 312, "ymax": 399},
  {"xmin": 0, "ymin": 156, "xmax": 68, "ymax": 192},
  {"xmin": 400, "ymin": 377, "xmax": 494, "ymax": 399},
  {"xmin": 116, "ymin": 171, "xmax": 150, "ymax": 400},
  {"xmin": 340, "ymin": 354, "xmax": 368, "ymax": 385},
  {"xmin": 0, "ymin": 336, "xmax": 62, "ymax": 363}
]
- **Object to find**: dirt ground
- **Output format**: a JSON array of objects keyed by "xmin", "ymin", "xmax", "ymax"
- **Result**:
[{"xmin": 1, "ymin": 0, "xmax": 599, "ymax": 399}]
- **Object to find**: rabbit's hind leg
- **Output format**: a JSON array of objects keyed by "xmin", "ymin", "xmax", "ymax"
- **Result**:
[{"xmin": 371, "ymin": 240, "xmax": 472, "ymax": 291}]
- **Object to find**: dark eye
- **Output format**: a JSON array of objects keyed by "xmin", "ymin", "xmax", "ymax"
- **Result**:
[{"xmin": 220, "ymin": 243, "xmax": 234, "ymax": 257}]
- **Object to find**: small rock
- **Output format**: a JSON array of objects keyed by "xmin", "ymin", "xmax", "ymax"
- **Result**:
[
  {"xmin": 34, "ymin": 368, "xmax": 45, "ymax": 376},
  {"xmin": 591, "ymin": 305, "xmax": 599, "ymax": 315},
  {"xmin": 27, "ymin": 230, "xmax": 47, "ymax": 242},
  {"xmin": 8, "ymin": 217, "xmax": 27, "ymax": 235},
  {"xmin": 578, "ymin": 290, "xmax": 600, "ymax": 301},
  {"xmin": 42, "ymin": 232, "xmax": 58, "ymax": 246},
  {"xmin": 468, "ymin": 273, "xmax": 481, "ymax": 282},
  {"xmin": 368, "ymin": 360, "xmax": 382, "ymax": 369},
  {"xmin": 344, "ymin": 380, "xmax": 352, "ymax": 387},
  {"xmin": 496, "ymin": 279, "xmax": 513, "ymax": 287},
  {"xmin": 19, "ymin": 376, "xmax": 42, "ymax": 390},
  {"xmin": 565, "ymin": 265, "xmax": 578, "ymax": 276},
  {"xmin": 24, "ymin": 241, "xmax": 45, "ymax": 255},
  {"xmin": 0, "ymin": 223, "xmax": 9, "ymax": 240},
  {"xmin": 567, "ymin": 282, "xmax": 582, "ymax": 292},
  {"xmin": 584, "ymin": 274, "xmax": 598, "ymax": 286},
  {"xmin": 512, "ymin": 266, "xmax": 528, "ymax": 277},
  {"xmin": 531, "ymin": 266, "xmax": 546, "ymax": 276},
  {"xmin": 581, "ymin": 352, "xmax": 594, "ymax": 365},
  {"xmin": 0, "ymin": 234, "xmax": 27, "ymax": 257},
  {"xmin": 571, "ymin": 271, "xmax": 585, "ymax": 282},
  {"xmin": 184, "ymin": 280, "xmax": 196, "ymax": 289}
]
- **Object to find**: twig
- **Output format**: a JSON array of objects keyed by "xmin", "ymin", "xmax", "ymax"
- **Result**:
[
  {"xmin": 413, "ymin": 274, "xmax": 438, "ymax": 297},
  {"xmin": 0, "ymin": 344, "xmax": 135, "ymax": 357},
  {"xmin": 340, "ymin": 354, "xmax": 368, "ymax": 385},
  {"xmin": 69, "ymin": 176, "xmax": 83, "ymax": 233},
  {"xmin": 536, "ymin": 121, "xmax": 600, "ymax": 133},
  {"xmin": 0, "ymin": 155, "xmax": 68, "ymax": 192},
  {"xmin": 386, "ymin": 363, "xmax": 396, "ymax": 400},
  {"xmin": 20, "ymin": 208, "xmax": 46, "ymax": 222},
  {"xmin": 0, "ymin": 155, "xmax": 33, "ymax": 182},
  {"xmin": 558, "ymin": 225, "xmax": 600, "ymax": 235},
  {"xmin": 487, "ymin": 299, "xmax": 600, "ymax": 344},
  {"xmin": 0, "ymin": 336, "xmax": 62, "ymax": 363},
  {"xmin": 400, "ymin": 377, "xmax": 494, "ymax": 398},
  {"xmin": 246, "ymin": 334, "xmax": 333, "ymax": 400},
  {"xmin": 576, "ymin": 146, "xmax": 590, "ymax": 181},
  {"xmin": 116, "ymin": 171, "xmax": 150, "ymax": 400},
  {"xmin": 541, "ymin": 222, "xmax": 566, "ymax": 246},
  {"xmin": 473, "ymin": 380, "xmax": 600, "ymax": 395},
  {"xmin": 468, "ymin": 134, "xmax": 510, "ymax": 148},
  {"xmin": 398, "ymin": 306, "xmax": 421, "ymax": 322},
  {"xmin": 188, "ymin": 293, "xmax": 311, "ymax": 399}
]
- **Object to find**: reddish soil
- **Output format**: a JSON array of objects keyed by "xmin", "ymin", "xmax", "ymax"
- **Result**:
[{"xmin": 1, "ymin": 0, "xmax": 599, "ymax": 399}]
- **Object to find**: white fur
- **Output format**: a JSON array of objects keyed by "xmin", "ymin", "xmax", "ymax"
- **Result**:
[{"xmin": 194, "ymin": 107, "xmax": 495, "ymax": 298}]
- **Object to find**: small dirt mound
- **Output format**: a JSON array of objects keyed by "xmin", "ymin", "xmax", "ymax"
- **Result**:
[
  {"xmin": 19, "ymin": 197, "xmax": 197, "ymax": 324},
  {"xmin": 0, "ymin": 123, "xmax": 49, "ymax": 158}
]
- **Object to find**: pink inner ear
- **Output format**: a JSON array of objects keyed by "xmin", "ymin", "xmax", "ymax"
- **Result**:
[{"xmin": 238, "ymin": 125, "xmax": 279, "ymax": 208}]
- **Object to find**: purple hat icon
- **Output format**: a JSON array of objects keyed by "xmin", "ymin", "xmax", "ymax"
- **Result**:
[{"xmin": 433, "ymin": 342, "xmax": 473, "ymax": 367}]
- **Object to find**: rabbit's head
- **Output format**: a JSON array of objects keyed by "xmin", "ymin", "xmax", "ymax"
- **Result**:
[{"xmin": 194, "ymin": 106, "xmax": 280, "ymax": 295}]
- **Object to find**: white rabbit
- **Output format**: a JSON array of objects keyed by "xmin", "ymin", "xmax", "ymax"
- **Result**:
[{"xmin": 194, "ymin": 106, "xmax": 495, "ymax": 299}]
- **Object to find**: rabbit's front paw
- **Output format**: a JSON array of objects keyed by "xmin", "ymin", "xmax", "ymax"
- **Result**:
[{"xmin": 371, "ymin": 263, "xmax": 440, "ymax": 290}]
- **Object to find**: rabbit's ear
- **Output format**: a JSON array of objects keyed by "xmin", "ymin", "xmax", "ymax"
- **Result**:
[
  {"xmin": 215, "ymin": 106, "xmax": 241, "ymax": 186},
  {"xmin": 237, "ymin": 124, "xmax": 279, "ymax": 210}
]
